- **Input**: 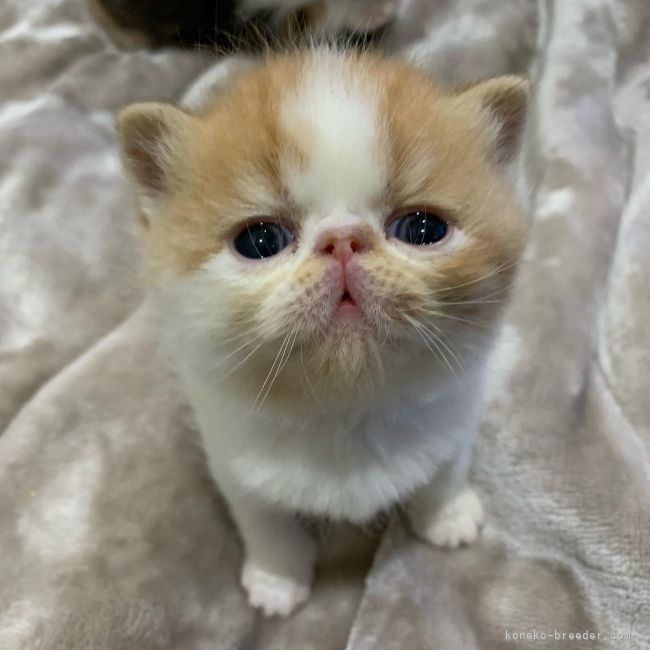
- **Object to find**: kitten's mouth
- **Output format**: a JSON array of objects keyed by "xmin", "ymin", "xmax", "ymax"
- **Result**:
[
  {"xmin": 334, "ymin": 288, "xmax": 362, "ymax": 320},
  {"xmin": 340, "ymin": 290, "xmax": 355, "ymax": 305}
]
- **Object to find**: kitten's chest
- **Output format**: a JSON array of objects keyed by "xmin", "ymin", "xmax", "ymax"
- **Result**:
[
  {"xmin": 220, "ymin": 401, "xmax": 462, "ymax": 522},
  {"xmin": 186, "ymin": 368, "xmax": 480, "ymax": 522}
]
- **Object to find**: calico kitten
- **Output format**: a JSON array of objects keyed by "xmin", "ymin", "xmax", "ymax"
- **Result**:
[
  {"xmin": 117, "ymin": 49, "xmax": 528, "ymax": 616},
  {"xmin": 91, "ymin": 0, "xmax": 398, "ymax": 48}
]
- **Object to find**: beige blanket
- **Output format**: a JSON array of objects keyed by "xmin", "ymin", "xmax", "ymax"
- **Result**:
[{"xmin": 1, "ymin": 0, "xmax": 648, "ymax": 648}]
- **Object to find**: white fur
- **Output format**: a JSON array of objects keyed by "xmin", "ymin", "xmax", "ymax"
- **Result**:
[
  {"xmin": 410, "ymin": 486, "xmax": 485, "ymax": 548},
  {"xmin": 184, "ymin": 362, "xmax": 484, "ymax": 523},
  {"xmin": 166, "ymin": 293, "xmax": 487, "ymax": 615},
  {"xmin": 242, "ymin": 562, "xmax": 310, "ymax": 617},
  {"xmin": 281, "ymin": 52, "xmax": 386, "ymax": 214},
  {"xmin": 157, "ymin": 52, "xmax": 494, "ymax": 617}
]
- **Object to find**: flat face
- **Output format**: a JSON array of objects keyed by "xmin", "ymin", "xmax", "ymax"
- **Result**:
[{"xmin": 126, "ymin": 49, "xmax": 526, "ymax": 402}]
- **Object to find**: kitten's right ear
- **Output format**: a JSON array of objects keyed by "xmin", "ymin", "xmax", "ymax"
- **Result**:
[{"xmin": 116, "ymin": 103, "xmax": 192, "ymax": 219}]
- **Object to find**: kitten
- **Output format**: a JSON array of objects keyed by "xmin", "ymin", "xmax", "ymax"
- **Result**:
[
  {"xmin": 91, "ymin": 0, "xmax": 398, "ymax": 49},
  {"xmin": 117, "ymin": 48, "xmax": 528, "ymax": 617}
]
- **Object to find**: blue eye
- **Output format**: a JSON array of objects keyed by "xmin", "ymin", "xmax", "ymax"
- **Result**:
[
  {"xmin": 388, "ymin": 210, "xmax": 448, "ymax": 245},
  {"xmin": 234, "ymin": 222, "xmax": 294, "ymax": 259}
]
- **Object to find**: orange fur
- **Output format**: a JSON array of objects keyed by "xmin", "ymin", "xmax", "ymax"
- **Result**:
[{"xmin": 117, "ymin": 49, "xmax": 528, "ymax": 402}]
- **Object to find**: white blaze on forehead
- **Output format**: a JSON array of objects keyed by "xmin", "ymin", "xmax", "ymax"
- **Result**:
[{"xmin": 281, "ymin": 52, "xmax": 386, "ymax": 213}]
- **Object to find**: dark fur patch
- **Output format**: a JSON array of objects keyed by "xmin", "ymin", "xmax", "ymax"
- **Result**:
[
  {"xmin": 93, "ymin": 0, "xmax": 275, "ymax": 49},
  {"xmin": 93, "ymin": 0, "xmax": 384, "ymax": 50}
]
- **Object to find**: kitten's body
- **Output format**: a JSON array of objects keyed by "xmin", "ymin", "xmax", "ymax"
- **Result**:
[
  {"xmin": 178, "ymin": 336, "xmax": 486, "ymax": 523},
  {"xmin": 117, "ymin": 49, "xmax": 528, "ymax": 616}
]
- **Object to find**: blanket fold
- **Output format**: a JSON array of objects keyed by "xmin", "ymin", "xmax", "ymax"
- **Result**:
[{"xmin": 1, "ymin": 0, "xmax": 648, "ymax": 648}]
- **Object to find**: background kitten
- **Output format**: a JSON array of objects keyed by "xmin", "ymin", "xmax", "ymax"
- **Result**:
[
  {"xmin": 91, "ymin": 0, "xmax": 398, "ymax": 49},
  {"xmin": 117, "ymin": 49, "xmax": 528, "ymax": 616}
]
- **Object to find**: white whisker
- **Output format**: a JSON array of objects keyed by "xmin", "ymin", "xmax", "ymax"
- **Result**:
[
  {"xmin": 213, "ymin": 333, "xmax": 263, "ymax": 370},
  {"xmin": 420, "ymin": 309, "xmax": 489, "ymax": 330},
  {"xmin": 221, "ymin": 340, "xmax": 265, "ymax": 380},
  {"xmin": 434, "ymin": 261, "xmax": 518, "ymax": 295},
  {"xmin": 254, "ymin": 330, "xmax": 292, "ymax": 409},
  {"xmin": 255, "ymin": 324, "xmax": 299, "ymax": 409},
  {"xmin": 404, "ymin": 314, "xmax": 456, "ymax": 377}
]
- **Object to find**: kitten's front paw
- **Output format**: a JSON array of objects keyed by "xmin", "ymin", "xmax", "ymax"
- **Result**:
[
  {"xmin": 417, "ymin": 487, "xmax": 485, "ymax": 549},
  {"xmin": 241, "ymin": 562, "xmax": 310, "ymax": 617}
]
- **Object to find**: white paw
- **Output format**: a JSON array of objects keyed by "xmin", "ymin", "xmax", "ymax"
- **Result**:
[
  {"xmin": 422, "ymin": 488, "xmax": 485, "ymax": 549},
  {"xmin": 241, "ymin": 562, "xmax": 310, "ymax": 617}
]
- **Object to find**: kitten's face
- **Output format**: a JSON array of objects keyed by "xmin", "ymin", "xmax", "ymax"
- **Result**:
[{"xmin": 118, "ymin": 51, "xmax": 527, "ymax": 404}]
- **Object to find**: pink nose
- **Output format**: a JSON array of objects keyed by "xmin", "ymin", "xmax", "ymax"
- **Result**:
[{"xmin": 315, "ymin": 228, "xmax": 371, "ymax": 265}]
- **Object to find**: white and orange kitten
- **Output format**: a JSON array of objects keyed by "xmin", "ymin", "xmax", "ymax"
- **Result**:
[{"xmin": 117, "ymin": 49, "xmax": 528, "ymax": 617}]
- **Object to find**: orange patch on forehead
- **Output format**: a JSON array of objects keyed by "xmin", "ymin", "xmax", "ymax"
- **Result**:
[{"xmin": 139, "ymin": 56, "xmax": 304, "ymax": 277}]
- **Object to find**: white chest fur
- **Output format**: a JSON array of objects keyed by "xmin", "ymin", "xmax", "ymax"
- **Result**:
[{"xmin": 183, "ymin": 367, "xmax": 482, "ymax": 523}]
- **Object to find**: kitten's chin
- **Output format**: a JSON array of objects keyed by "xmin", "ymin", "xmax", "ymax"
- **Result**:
[
  {"xmin": 300, "ymin": 324, "xmax": 385, "ymax": 396},
  {"xmin": 297, "ymin": 298, "xmax": 404, "ymax": 399}
]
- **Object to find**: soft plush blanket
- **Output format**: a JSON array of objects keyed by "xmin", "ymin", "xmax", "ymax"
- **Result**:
[{"xmin": 1, "ymin": 0, "xmax": 648, "ymax": 648}]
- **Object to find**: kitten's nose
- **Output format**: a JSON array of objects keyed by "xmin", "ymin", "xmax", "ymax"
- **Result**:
[{"xmin": 315, "ymin": 227, "xmax": 371, "ymax": 265}]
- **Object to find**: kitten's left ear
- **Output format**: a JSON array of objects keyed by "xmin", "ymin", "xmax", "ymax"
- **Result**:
[{"xmin": 453, "ymin": 75, "xmax": 529, "ymax": 165}]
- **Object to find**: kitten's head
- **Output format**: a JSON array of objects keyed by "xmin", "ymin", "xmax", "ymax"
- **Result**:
[{"xmin": 117, "ymin": 50, "xmax": 528, "ymax": 406}]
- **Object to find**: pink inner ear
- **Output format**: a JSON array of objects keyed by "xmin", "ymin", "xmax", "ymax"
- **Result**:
[
  {"xmin": 480, "ymin": 80, "xmax": 529, "ymax": 164},
  {"xmin": 118, "ymin": 103, "xmax": 191, "ymax": 198},
  {"xmin": 122, "ymin": 117, "xmax": 169, "ymax": 194},
  {"xmin": 489, "ymin": 99, "xmax": 526, "ymax": 163}
]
